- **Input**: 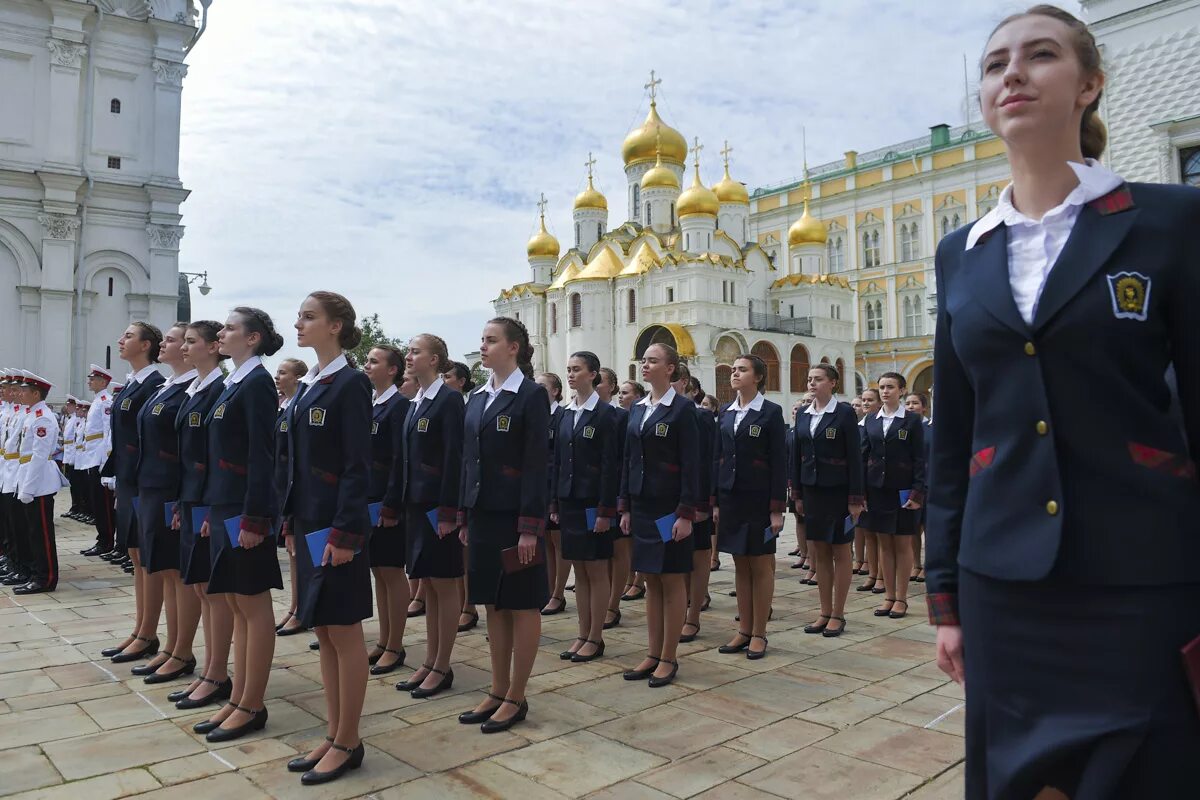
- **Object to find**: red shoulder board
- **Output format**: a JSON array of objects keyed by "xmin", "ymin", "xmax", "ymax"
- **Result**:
[
  {"xmin": 1088, "ymin": 184, "xmax": 1134, "ymax": 216},
  {"xmin": 35, "ymin": 409, "xmax": 43, "ymax": 417}
]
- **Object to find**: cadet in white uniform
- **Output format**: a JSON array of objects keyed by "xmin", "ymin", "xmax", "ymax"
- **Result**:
[
  {"xmin": 13, "ymin": 372, "xmax": 64, "ymax": 594},
  {"xmin": 78, "ymin": 366, "xmax": 116, "ymax": 557}
]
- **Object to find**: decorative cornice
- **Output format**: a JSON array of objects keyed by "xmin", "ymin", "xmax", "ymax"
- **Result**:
[
  {"xmin": 152, "ymin": 59, "xmax": 188, "ymax": 87},
  {"xmin": 146, "ymin": 223, "xmax": 184, "ymax": 250},
  {"xmin": 46, "ymin": 38, "xmax": 86, "ymax": 69},
  {"xmin": 38, "ymin": 213, "xmax": 81, "ymax": 240}
]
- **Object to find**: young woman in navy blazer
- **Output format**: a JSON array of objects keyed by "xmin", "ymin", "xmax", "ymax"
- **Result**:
[
  {"xmin": 274, "ymin": 358, "xmax": 309, "ymax": 638},
  {"xmin": 362, "ymin": 344, "xmax": 411, "ymax": 676},
  {"xmin": 860, "ymin": 371, "xmax": 924, "ymax": 621},
  {"xmin": 619, "ymin": 343, "xmax": 698, "ymax": 688},
  {"xmin": 444, "ymin": 362, "xmax": 478, "ymax": 629},
  {"xmin": 537, "ymin": 372, "xmax": 569, "ymax": 616},
  {"xmin": 455, "ymin": 317, "xmax": 549, "ymax": 733},
  {"xmin": 195, "ymin": 307, "xmax": 283, "ymax": 743},
  {"xmin": 713, "ymin": 354, "xmax": 786, "ymax": 658},
  {"xmin": 903, "ymin": 391, "xmax": 931, "ymax": 583},
  {"xmin": 793, "ymin": 363, "xmax": 863, "ymax": 639},
  {"xmin": 102, "ymin": 322, "xmax": 166, "ymax": 664},
  {"xmin": 854, "ymin": 387, "xmax": 883, "ymax": 590},
  {"xmin": 389, "ymin": 334, "xmax": 464, "ymax": 698},
  {"xmin": 929, "ymin": 8, "xmax": 1200, "ymax": 796},
  {"xmin": 616, "ymin": 378, "xmax": 647, "ymax": 603},
  {"xmin": 281, "ymin": 292, "xmax": 372, "ymax": 784},
  {"xmin": 597, "ymin": 366, "xmax": 629, "ymax": 628},
  {"xmin": 170, "ymin": 321, "xmax": 233, "ymax": 711},
  {"xmin": 672, "ymin": 362, "xmax": 714, "ymax": 645},
  {"xmin": 133, "ymin": 323, "xmax": 198, "ymax": 685},
  {"xmin": 552, "ymin": 352, "xmax": 618, "ymax": 662}
]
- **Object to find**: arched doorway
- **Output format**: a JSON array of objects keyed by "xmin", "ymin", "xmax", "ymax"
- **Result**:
[
  {"xmin": 714, "ymin": 334, "xmax": 741, "ymax": 366},
  {"xmin": 0, "ymin": 244, "xmax": 22, "ymax": 369},
  {"xmin": 715, "ymin": 364, "xmax": 734, "ymax": 406},
  {"xmin": 911, "ymin": 364, "xmax": 933, "ymax": 398},
  {"xmin": 789, "ymin": 344, "xmax": 810, "ymax": 393},
  {"xmin": 751, "ymin": 341, "xmax": 781, "ymax": 392},
  {"xmin": 634, "ymin": 323, "xmax": 697, "ymax": 360},
  {"xmin": 835, "ymin": 357, "xmax": 847, "ymax": 395}
]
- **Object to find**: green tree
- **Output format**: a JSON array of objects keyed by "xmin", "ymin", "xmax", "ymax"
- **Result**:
[
  {"xmin": 469, "ymin": 361, "xmax": 489, "ymax": 387},
  {"xmin": 350, "ymin": 313, "xmax": 406, "ymax": 366}
]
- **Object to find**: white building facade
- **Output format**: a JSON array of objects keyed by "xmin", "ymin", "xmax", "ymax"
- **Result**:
[{"xmin": 0, "ymin": 0, "xmax": 202, "ymax": 401}]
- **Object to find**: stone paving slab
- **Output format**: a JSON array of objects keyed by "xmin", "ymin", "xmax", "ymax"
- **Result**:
[{"xmin": 0, "ymin": 497, "xmax": 964, "ymax": 798}]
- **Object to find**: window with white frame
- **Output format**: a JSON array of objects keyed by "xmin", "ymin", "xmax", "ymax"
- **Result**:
[
  {"xmin": 864, "ymin": 300, "xmax": 884, "ymax": 340},
  {"xmin": 826, "ymin": 235, "xmax": 846, "ymax": 271},
  {"xmin": 903, "ymin": 295, "xmax": 924, "ymax": 336},
  {"xmin": 570, "ymin": 293, "xmax": 582, "ymax": 328},
  {"xmin": 627, "ymin": 289, "xmax": 637, "ymax": 324},
  {"xmin": 862, "ymin": 229, "xmax": 881, "ymax": 267}
]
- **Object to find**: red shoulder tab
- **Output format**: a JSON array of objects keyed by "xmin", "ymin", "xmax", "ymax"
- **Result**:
[
  {"xmin": 35, "ymin": 409, "xmax": 43, "ymax": 417},
  {"xmin": 1088, "ymin": 184, "xmax": 1134, "ymax": 216}
]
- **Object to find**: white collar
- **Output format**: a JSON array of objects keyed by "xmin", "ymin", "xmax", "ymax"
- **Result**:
[
  {"xmin": 638, "ymin": 386, "xmax": 677, "ymax": 408},
  {"xmin": 129, "ymin": 364, "xmax": 160, "ymax": 385},
  {"xmin": 476, "ymin": 368, "xmax": 524, "ymax": 397},
  {"xmin": 804, "ymin": 395, "xmax": 838, "ymax": 416},
  {"xmin": 189, "ymin": 367, "xmax": 223, "ymax": 396},
  {"xmin": 301, "ymin": 353, "xmax": 349, "ymax": 385},
  {"xmin": 568, "ymin": 391, "xmax": 599, "ymax": 413},
  {"xmin": 965, "ymin": 158, "xmax": 1124, "ymax": 250},
  {"xmin": 732, "ymin": 392, "xmax": 765, "ymax": 413},
  {"xmin": 170, "ymin": 369, "xmax": 198, "ymax": 386},
  {"xmin": 415, "ymin": 376, "xmax": 444, "ymax": 404},
  {"xmin": 225, "ymin": 355, "xmax": 264, "ymax": 386},
  {"xmin": 373, "ymin": 384, "xmax": 399, "ymax": 406},
  {"xmin": 877, "ymin": 404, "xmax": 905, "ymax": 420}
]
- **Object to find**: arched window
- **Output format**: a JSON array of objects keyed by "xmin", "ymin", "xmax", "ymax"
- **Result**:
[
  {"xmin": 871, "ymin": 230, "xmax": 880, "ymax": 265},
  {"xmin": 862, "ymin": 231, "xmax": 871, "ymax": 264},
  {"xmin": 627, "ymin": 289, "xmax": 637, "ymax": 324},
  {"xmin": 789, "ymin": 344, "xmax": 810, "ymax": 393},
  {"xmin": 671, "ymin": 204, "xmax": 675, "ymax": 227},
  {"xmin": 865, "ymin": 300, "xmax": 885, "ymax": 340},
  {"xmin": 904, "ymin": 294, "xmax": 923, "ymax": 336},
  {"xmin": 597, "ymin": 222, "xmax": 603, "ymax": 240},
  {"xmin": 900, "ymin": 224, "xmax": 912, "ymax": 261},
  {"xmin": 751, "ymin": 341, "xmax": 781, "ymax": 392},
  {"xmin": 952, "ymin": 213, "xmax": 961, "ymax": 230},
  {"xmin": 110, "ymin": 98, "xmax": 121, "ymax": 114},
  {"xmin": 628, "ymin": 364, "xmax": 636, "ymax": 381},
  {"xmin": 550, "ymin": 302, "xmax": 557, "ymax": 334},
  {"xmin": 941, "ymin": 216, "xmax": 950, "ymax": 237},
  {"xmin": 910, "ymin": 222, "xmax": 920, "ymax": 259},
  {"xmin": 835, "ymin": 357, "xmax": 846, "ymax": 394},
  {"xmin": 874, "ymin": 300, "xmax": 884, "ymax": 338},
  {"xmin": 575, "ymin": 222, "xmax": 580, "ymax": 247},
  {"xmin": 863, "ymin": 229, "xmax": 881, "ymax": 267},
  {"xmin": 632, "ymin": 185, "xmax": 640, "ymax": 221},
  {"xmin": 835, "ymin": 237, "xmax": 845, "ymax": 271},
  {"xmin": 569, "ymin": 293, "xmax": 582, "ymax": 328},
  {"xmin": 1182, "ymin": 146, "xmax": 1200, "ymax": 187},
  {"xmin": 646, "ymin": 203, "xmax": 652, "ymax": 226}
]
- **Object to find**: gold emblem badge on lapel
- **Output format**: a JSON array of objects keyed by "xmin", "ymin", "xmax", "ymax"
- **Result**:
[
  {"xmin": 497, "ymin": 415, "xmax": 511, "ymax": 433},
  {"xmin": 417, "ymin": 417, "xmax": 429, "ymax": 433},
  {"xmin": 825, "ymin": 427, "xmax": 837, "ymax": 439},
  {"xmin": 371, "ymin": 421, "xmax": 379, "ymax": 435},
  {"xmin": 583, "ymin": 425, "xmax": 595, "ymax": 440},
  {"xmin": 120, "ymin": 398, "xmax": 131, "ymax": 411},
  {"xmin": 213, "ymin": 403, "xmax": 225, "ymax": 420},
  {"xmin": 279, "ymin": 421, "xmax": 288, "ymax": 432},
  {"xmin": 898, "ymin": 428, "xmax": 908, "ymax": 441},
  {"xmin": 1107, "ymin": 271, "xmax": 1151, "ymax": 321},
  {"xmin": 655, "ymin": 422, "xmax": 669, "ymax": 438},
  {"xmin": 749, "ymin": 424, "xmax": 762, "ymax": 438},
  {"xmin": 309, "ymin": 408, "xmax": 326, "ymax": 427},
  {"xmin": 151, "ymin": 403, "xmax": 165, "ymax": 416},
  {"xmin": 188, "ymin": 412, "xmax": 201, "ymax": 427}
]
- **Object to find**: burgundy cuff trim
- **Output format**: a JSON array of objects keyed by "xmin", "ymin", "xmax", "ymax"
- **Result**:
[
  {"xmin": 517, "ymin": 514, "xmax": 546, "ymax": 539},
  {"xmin": 240, "ymin": 516, "xmax": 271, "ymax": 536},
  {"xmin": 768, "ymin": 499, "xmax": 786, "ymax": 513},
  {"xmin": 379, "ymin": 506, "xmax": 399, "ymax": 524},
  {"xmin": 674, "ymin": 504, "xmax": 696, "ymax": 522},
  {"xmin": 926, "ymin": 592, "xmax": 959, "ymax": 626},
  {"xmin": 596, "ymin": 505, "xmax": 616, "ymax": 518},
  {"xmin": 848, "ymin": 495, "xmax": 865, "ymax": 507},
  {"xmin": 328, "ymin": 528, "xmax": 364, "ymax": 551}
]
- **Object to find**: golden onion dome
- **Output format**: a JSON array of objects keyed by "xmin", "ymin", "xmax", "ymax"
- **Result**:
[
  {"xmin": 787, "ymin": 199, "xmax": 827, "ymax": 246},
  {"xmin": 526, "ymin": 214, "xmax": 560, "ymax": 259},
  {"xmin": 712, "ymin": 164, "xmax": 749, "ymax": 205},
  {"xmin": 622, "ymin": 101, "xmax": 687, "ymax": 166},
  {"xmin": 641, "ymin": 150, "xmax": 680, "ymax": 191},
  {"xmin": 573, "ymin": 175, "xmax": 607, "ymax": 211},
  {"xmin": 677, "ymin": 164, "xmax": 719, "ymax": 218}
]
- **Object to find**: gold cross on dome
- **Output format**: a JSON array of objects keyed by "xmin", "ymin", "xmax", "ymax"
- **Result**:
[
  {"xmin": 720, "ymin": 140, "xmax": 733, "ymax": 168},
  {"xmin": 644, "ymin": 70, "xmax": 662, "ymax": 102},
  {"xmin": 690, "ymin": 136, "xmax": 704, "ymax": 167},
  {"xmin": 585, "ymin": 152, "xmax": 597, "ymax": 179},
  {"xmin": 536, "ymin": 192, "xmax": 548, "ymax": 218}
]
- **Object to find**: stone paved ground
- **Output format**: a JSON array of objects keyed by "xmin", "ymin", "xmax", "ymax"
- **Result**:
[{"xmin": 0, "ymin": 494, "xmax": 965, "ymax": 799}]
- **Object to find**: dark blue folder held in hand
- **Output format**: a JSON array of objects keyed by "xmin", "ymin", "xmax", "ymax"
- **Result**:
[
  {"xmin": 585, "ymin": 507, "xmax": 599, "ymax": 532},
  {"xmin": 191, "ymin": 506, "xmax": 209, "ymax": 537},
  {"xmin": 899, "ymin": 489, "xmax": 912, "ymax": 506},
  {"xmin": 764, "ymin": 525, "xmax": 777, "ymax": 542},
  {"xmin": 305, "ymin": 528, "xmax": 363, "ymax": 567},
  {"xmin": 655, "ymin": 514, "xmax": 676, "ymax": 543},
  {"xmin": 224, "ymin": 515, "xmax": 243, "ymax": 548},
  {"xmin": 844, "ymin": 515, "xmax": 857, "ymax": 535},
  {"xmin": 164, "ymin": 502, "xmax": 175, "ymax": 528},
  {"xmin": 426, "ymin": 508, "xmax": 439, "ymax": 532},
  {"xmin": 368, "ymin": 502, "xmax": 383, "ymax": 527}
]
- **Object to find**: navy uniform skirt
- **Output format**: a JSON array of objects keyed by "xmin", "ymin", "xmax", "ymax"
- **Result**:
[
  {"xmin": 692, "ymin": 517, "xmax": 713, "ymax": 552},
  {"xmin": 559, "ymin": 498, "xmax": 614, "ymax": 562},
  {"xmin": 368, "ymin": 515, "xmax": 405, "ymax": 569},
  {"xmin": 466, "ymin": 509, "xmax": 548, "ymax": 610},
  {"xmin": 858, "ymin": 486, "xmax": 916, "ymax": 535},
  {"xmin": 405, "ymin": 504, "xmax": 464, "ymax": 579},
  {"xmin": 115, "ymin": 481, "xmax": 138, "ymax": 550},
  {"xmin": 206, "ymin": 503, "xmax": 283, "ymax": 596},
  {"xmin": 177, "ymin": 501, "xmax": 210, "ymax": 586},
  {"xmin": 630, "ymin": 497, "xmax": 694, "ymax": 574},
  {"xmin": 801, "ymin": 484, "xmax": 852, "ymax": 544},
  {"xmin": 960, "ymin": 568, "xmax": 1200, "ymax": 799},
  {"xmin": 137, "ymin": 488, "xmax": 179, "ymax": 573},
  {"xmin": 293, "ymin": 516, "xmax": 372, "ymax": 627},
  {"xmin": 716, "ymin": 490, "xmax": 776, "ymax": 556}
]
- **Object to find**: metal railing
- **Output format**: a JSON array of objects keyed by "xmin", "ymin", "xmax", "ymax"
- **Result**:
[{"xmin": 747, "ymin": 310, "xmax": 814, "ymax": 336}]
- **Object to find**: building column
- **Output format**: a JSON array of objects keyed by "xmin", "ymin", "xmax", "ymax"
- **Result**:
[
  {"xmin": 150, "ymin": 59, "xmax": 187, "ymax": 184},
  {"xmin": 145, "ymin": 224, "xmax": 184, "ymax": 328},
  {"xmin": 36, "ymin": 213, "xmax": 80, "ymax": 401}
]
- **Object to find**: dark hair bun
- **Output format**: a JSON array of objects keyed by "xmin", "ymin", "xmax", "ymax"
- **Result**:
[
  {"xmin": 262, "ymin": 331, "xmax": 284, "ymax": 357},
  {"xmin": 342, "ymin": 324, "xmax": 363, "ymax": 351}
]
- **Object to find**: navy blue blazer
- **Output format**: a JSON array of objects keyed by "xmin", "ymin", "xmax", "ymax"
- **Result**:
[
  {"xmin": 551, "ymin": 399, "xmax": 619, "ymax": 517},
  {"xmin": 273, "ymin": 404, "xmax": 290, "ymax": 500},
  {"xmin": 385, "ymin": 384, "xmax": 463, "ymax": 524},
  {"xmin": 793, "ymin": 400, "xmax": 864, "ymax": 502},
  {"xmin": 611, "ymin": 404, "xmax": 629, "ymax": 465},
  {"xmin": 202, "ymin": 364, "xmax": 278, "ymax": 532},
  {"xmin": 714, "ymin": 399, "xmax": 788, "ymax": 513},
  {"xmin": 862, "ymin": 411, "xmax": 926, "ymax": 499},
  {"xmin": 459, "ymin": 376, "xmax": 550, "ymax": 537},
  {"xmin": 283, "ymin": 365, "xmax": 372, "ymax": 550},
  {"xmin": 925, "ymin": 182, "xmax": 1200, "ymax": 625},
  {"xmin": 695, "ymin": 406, "xmax": 717, "ymax": 514},
  {"xmin": 135, "ymin": 381, "xmax": 189, "ymax": 493},
  {"xmin": 368, "ymin": 391, "xmax": 410, "ymax": 502},
  {"xmin": 102, "ymin": 369, "xmax": 165, "ymax": 484},
  {"xmin": 175, "ymin": 378, "xmax": 224, "ymax": 505},
  {"xmin": 618, "ymin": 393, "xmax": 700, "ymax": 520}
]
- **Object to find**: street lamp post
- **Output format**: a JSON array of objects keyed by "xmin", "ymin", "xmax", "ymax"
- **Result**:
[{"xmin": 181, "ymin": 270, "xmax": 212, "ymax": 296}]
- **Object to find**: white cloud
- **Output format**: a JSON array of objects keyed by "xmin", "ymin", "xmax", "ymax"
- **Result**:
[{"xmin": 179, "ymin": 0, "xmax": 1077, "ymax": 363}]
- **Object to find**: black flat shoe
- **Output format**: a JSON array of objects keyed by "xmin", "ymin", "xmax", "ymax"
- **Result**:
[
  {"xmin": 100, "ymin": 550, "xmax": 122, "ymax": 562},
  {"xmin": 287, "ymin": 736, "xmax": 333, "ymax": 772},
  {"xmin": 309, "ymin": 640, "xmax": 320, "ymax": 651},
  {"xmin": 559, "ymin": 638, "xmax": 584, "ymax": 660},
  {"xmin": 823, "ymin": 616, "xmax": 847, "ymax": 638},
  {"xmin": 603, "ymin": 608, "xmax": 621, "ymax": 630},
  {"xmin": 623, "ymin": 656, "xmax": 660, "ymax": 681},
  {"xmin": 458, "ymin": 692, "xmax": 504, "ymax": 724},
  {"xmin": 407, "ymin": 599, "xmax": 426, "ymax": 618},
  {"xmin": 275, "ymin": 611, "xmax": 296, "ymax": 633},
  {"xmin": 874, "ymin": 599, "xmax": 897, "ymax": 617},
  {"xmin": 177, "ymin": 677, "xmax": 232, "ymax": 710},
  {"xmin": 81, "ymin": 545, "xmax": 105, "ymax": 557},
  {"xmin": 122, "ymin": 564, "xmax": 135, "ymax": 574},
  {"xmin": 367, "ymin": 642, "xmax": 386, "ymax": 665},
  {"xmin": 101, "ymin": 640, "xmax": 132, "ymax": 659},
  {"xmin": 481, "ymin": 699, "xmax": 527, "ymax": 733},
  {"xmin": 144, "ymin": 656, "xmax": 197, "ymax": 684},
  {"xmin": 718, "ymin": 633, "xmax": 751, "ymax": 654},
  {"xmin": 571, "ymin": 640, "xmax": 605, "ymax": 663},
  {"xmin": 410, "ymin": 667, "xmax": 453, "ymax": 699},
  {"xmin": 679, "ymin": 623, "xmax": 700, "ymax": 644},
  {"xmin": 457, "ymin": 611, "xmax": 479, "ymax": 632},
  {"xmin": 395, "ymin": 663, "xmax": 432, "ymax": 692},
  {"xmin": 111, "ymin": 636, "xmax": 159, "ymax": 663},
  {"xmin": 205, "ymin": 704, "xmax": 267, "ymax": 743},
  {"xmin": 888, "ymin": 600, "xmax": 909, "ymax": 619},
  {"xmin": 301, "ymin": 741, "xmax": 364, "ymax": 785},
  {"xmin": 746, "ymin": 635, "xmax": 768, "ymax": 661},
  {"xmin": 648, "ymin": 659, "xmax": 679, "ymax": 688},
  {"xmin": 620, "ymin": 586, "xmax": 646, "ymax": 602},
  {"xmin": 540, "ymin": 596, "xmax": 566, "ymax": 616},
  {"xmin": 370, "ymin": 647, "xmax": 406, "ymax": 676},
  {"xmin": 168, "ymin": 679, "xmax": 201, "ymax": 703},
  {"xmin": 856, "ymin": 578, "xmax": 878, "ymax": 592},
  {"xmin": 131, "ymin": 650, "xmax": 172, "ymax": 677},
  {"xmin": 192, "ymin": 702, "xmax": 235, "ymax": 734},
  {"xmin": 14, "ymin": 582, "xmax": 52, "ymax": 595},
  {"xmin": 804, "ymin": 616, "xmax": 831, "ymax": 634}
]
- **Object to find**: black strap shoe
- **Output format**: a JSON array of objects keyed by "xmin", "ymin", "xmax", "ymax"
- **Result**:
[
  {"xmin": 205, "ymin": 704, "xmax": 268, "ymax": 743},
  {"xmin": 458, "ymin": 692, "xmax": 504, "ymax": 724},
  {"xmin": 409, "ymin": 667, "xmax": 453, "ymax": 699},
  {"xmin": 480, "ymin": 699, "xmax": 527, "ymax": 734},
  {"xmin": 571, "ymin": 640, "xmax": 605, "ymax": 663},
  {"xmin": 144, "ymin": 655, "xmax": 197, "ymax": 684},
  {"xmin": 176, "ymin": 676, "xmax": 232, "ymax": 710},
  {"xmin": 300, "ymin": 741, "xmax": 364, "ymax": 785},
  {"xmin": 623, "ymin": 656, "xmax": 661, "ymax": 681},
  {"xmin": 111, "ymin": 636, "xmax": 159, "ymax": 664},
  {"xmin": 288, "ymin": 737, "xmax": 334, "ymax": 773},
  {"xmin": 369, "ymin": 647, "xmax": 406, "ymax": 676},
  {"xmin": 648, "ymin": 659, "xmax": 679, "ymax": 688}
]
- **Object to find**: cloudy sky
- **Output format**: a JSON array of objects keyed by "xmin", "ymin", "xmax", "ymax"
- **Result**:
[{"xmin": 179, "ymin": 0, "xmax": 1079, "ymax": 362}]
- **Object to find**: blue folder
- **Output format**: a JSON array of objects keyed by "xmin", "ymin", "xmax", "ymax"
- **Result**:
[
  {"xmin": 763, "ymin": 525, "xmax": 777, "ymax": 543},
  {"xmin": 899, "ymin": 489, "xmax": 912, "ymax": 506},
  {"xmin": 585, "ymin": 507, "xmax": 599, "ymax": 531},
  {"xmin": 163, "ymin": 502, "xmax": 175, "ymax": 528},
  {"xmin": 426, "ymin": 508, "xmax": 439, "ymax": 531},
  {"xmin": 368, "ymin": 502, "xmax": 383, "ymax": 527},
  {"xmin": 655, "ymin": 514, "xmax": 676, "ymax": 543},
  {"xmin": 305, "ymin": 527, "xmax": 363, "ymax": 567},
  {"xmin": 844, "ymin": 515, "xmax": 857, "ymax": 535},
  {"xmin": 224, "ymin": 515, "xmax": 243, "ymax": 548},
  {"xmin": 190, "ymin": 506, "xmax": 209, "ymax": 536}
]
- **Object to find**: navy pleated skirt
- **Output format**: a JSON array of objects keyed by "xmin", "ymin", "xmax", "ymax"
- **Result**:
[
  {"xmin": 405, "ymin": 504, "xmax": 464, "ymax": 579},
  {"xmin": 115, "ymin": 481, "xmax": 138, "ymax": 550},
  {"xmin": 293, "ymin": 516, "xmax": 372, "ymax": 627},
  {"xmin": 206, "ymin": 503, "xmax": 282, "ymax": 596},
  {"xmin": 177, "ymin": 501, "xmax": 211, "ymax": 586},
  {"xmin": 801, "ymin": 484, "xmax": 852, "ymax": 545},
  {"xmin": 630, "ymin": 497, "xmax": 693, "ymax": 574},
  {"xmin": 137, "ymin": 488, "xmax": 179, "ymax": 573},
  {"xmin": 715, "ymin": 491, "xmax": 775, "ymax": 556},
  {"xmin": 559, "ymin": 498, "xmax": 614, "ymax": 562},
  {"xmin": 466, "ymin": 509, "xmax": 548, "ymax": 610}
]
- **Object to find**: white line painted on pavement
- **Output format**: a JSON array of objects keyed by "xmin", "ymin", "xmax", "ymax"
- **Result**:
[
  {"xmin": 924, "ymin": 701, "xmax": 965, "ymax": 728},
  {"xmin": 209, "ymin": 750, "xmax": 236, "ymax": 769}
]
